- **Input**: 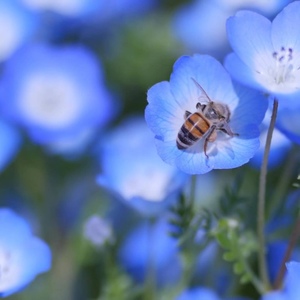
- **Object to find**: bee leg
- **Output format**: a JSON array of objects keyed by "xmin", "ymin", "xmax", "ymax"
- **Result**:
[
  {"xmin": 184, "ymin": 111, "xmax": 192, "ymax": 120},
  {"xmin": 196, "ymin": 102, "xmax": 206, "ymax": 111},
  {"xmin": 204, "ymin": 138, "xmax": 209, "ymax": 158},
  {"xmin": 204, "ymin": 127, "xmax": 217, "ymax": 158},
  {"xmin": 221, "ymin": 123, "xmax": 239, "ymax": 137}
]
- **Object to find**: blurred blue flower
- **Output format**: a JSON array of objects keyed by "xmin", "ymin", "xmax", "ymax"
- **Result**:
[
  {"xmin": 176, "ymin": 287, "xmax": 220, "ymax": 300},
  {"xmin": 0, "ymin": 0, "xmax": 38, "ymax": 62},
  {"xmin": 275, "ymin": 96, "xmax": 300, "ymax": 144},
  {"xmin": 97, "ymin": 116, "xmax": 188, "ymax": 216},
  {"xmin": 172, "ymin": 0, "xmax": 289, "ymax": 60},
  {"xmin": 20, "ymin": 0, "xmax": 102, "ymax": 17},
  {"xmin": 225, "ymin": 1, "xmax": 300, "ymax": 99},
  {"xmin": 263, "ymin": 261, "xmax": 300, "ymax": 300},
  {"xmin": 0, "ymin": 120, "xmax": 21, "ymax": 172},
  {"xmin": 0, "ymin": 208, "xmax": 51, "ymax": 297},
  {"xmin": 145, "ymin": 54, "xmax": 267, "ymax": 174},
  {"xmin": 20, "ymin": 0, "xmax": 156, "ymax": 20},
  {"xmin": 173, "ymin": 0, "xmax": 230, "ymax": 59},
  {"xmin": 83, "ymin": 215, "xmax": 114, "ymax": 248},
  {"xmin": 118, "ymin": 218, "xmax": 181, "ymax": 286},
  {"xmin": 0, "ymin": 43, "xmax": 115, "ymax": 147},
  {"xmin": 250, "ymin": 109, "xmax": 292, "ymax": 169}
]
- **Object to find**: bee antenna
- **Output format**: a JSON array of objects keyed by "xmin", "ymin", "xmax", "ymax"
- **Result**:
[{"xmin": 191, "ymin": 77, "xmax": 212, "ymax": 102}]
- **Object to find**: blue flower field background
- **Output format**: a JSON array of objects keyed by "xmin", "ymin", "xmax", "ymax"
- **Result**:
[{"xmin": 0, "ymin": 0, "xmax": 300, "ymax": 299}]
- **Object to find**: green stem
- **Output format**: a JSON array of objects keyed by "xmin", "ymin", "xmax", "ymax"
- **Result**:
[
  {"xmin": 257, "ymin": 99, "xmax": 278, "ymax": 291},
  {"xmin": 238, "ymin": 244, "xmax": 266, "ymax": 295}
]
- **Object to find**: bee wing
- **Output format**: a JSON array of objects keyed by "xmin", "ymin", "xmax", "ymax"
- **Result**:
[{"xmin": 191, "ymin": 77, "xmax": 212, "ymax": 103}]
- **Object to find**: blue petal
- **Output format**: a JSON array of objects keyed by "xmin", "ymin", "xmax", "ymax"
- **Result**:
[
  {"xmin": 1, "ymin": 237, "xmax": 52, "ymax": 297},
  {"xmin": 176, "ymin": 287, "xmax": 220, "ymax": 300},
  {"xmin": 262, "ymin": 292, "xmax": 286, "ymax": 300},
  {"xmin": 0, "ymin": 121, "xmax": 21, "ymax": 172},
  {"xmin": 145, "ymin": 81, "xmax": 182, "ymax": 142},
  {"xmin": 285, "ymin": 261, "xmax": 300, "ymax": 298},
  {"xmin": 226, "ymin": 10, "xmax": 273, "ymax": 70},
  {"xmin": 0, "ymin": 208, "xmax": 32, "ymax": 248},
  {"xmin": 276, "ymin": 105, "xmax": 300, "ymax": 144},
  {"xmin": 155, "ymin": 139, "xmax": 213, "ymax": 175},
  {"xmin": 213, "ymin": 134, "xmax": 260, "ymax": 170},
  {"xmin": 118, "ymin": 219, "xmax": 181, "ymax": 286},
  {"xmin": 170, "ymin": 55, "xmax": 238, "ymax": 111},
  {"xmin": 272, "ymin": 2, "xmax": 300, "ymax": 52},
  {"xmin": 224, "ymin": 53, "xmax": 266, "ymax": 92}
]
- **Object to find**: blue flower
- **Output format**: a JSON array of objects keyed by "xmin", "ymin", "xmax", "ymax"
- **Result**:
[
  {"xmin": 145, "ymin": 54, "xmax": 267, "ymax": 174},
  {"xmin": 172, "ymin": 0, "xmax": 287, "ymax": 60},
  {"xmin": 97, "ymin": 116, "xmax": 188, "ymax": 216},
  {"xmin": 262, "ymin": 262, "xmax": 300, "ymax": 300},
  {"xmin": 0, "ymin": 43, "xmax": 115, "ymax": 146},
  {"xmin": 176, "ymin": 287, "xmax": 221, "ymax": 300},
  {"xmin": 0, "ymin": 208, "xmax": 51, "ymax": 297},
  {"xmin": 225, "ymin": 2, "xmax": 300, "ymax": 98},
  {"xmin": 118, "ymin": 218, "xmax": 181, "ymax": 286},
  {"xmin": 0, "ymin": 120, "xmax": 21, "ymax": 172},
  {"xmin": 173, "ymin": 0, "xmax": 230, "ymax": 59},
  {"xmin": 0, "ymin": 0, "xmax": 38, "ymax": 62},
  {"xmin": 20, "ymin": 0, "xmax": 102, "ymax": 17},
  {"xmin": 83, "ymin": 215, "xmax": 114, "ymax": 248}
]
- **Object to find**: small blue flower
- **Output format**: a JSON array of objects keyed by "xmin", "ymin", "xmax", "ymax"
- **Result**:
[
  {"xmin": 0, "ymin": 120, "xmax": 21, "ymax": 172},
  {"xmin": 262, "ymin": 261, "xmax": 300, "ymax": 300},
  {"xmin": 145, "ymin": 54, "xmax": 267, "ymax": 174},
  {"xmin": 177, "ymin": 287, "xmax": 221, "ymax": 300},
  {"xmin": 0, "ymin": 208, "xmax": 51, "ymax": 297},
  {"xmin": 0, "ymin": 0, "xmax": 38, "ymax": 62},
  {"xmin": 97, "ymin": 116, "xmax": 188, "ymax": 216},
  {"xmin": 118, "ymin": 218, "xmax": 181, "ymax": 286},
  {"xmin": 0, "ymin": 43, "xmax": 114, "ymax": 146},
  {"xmin": 83, "ymin": 215, "xmax": 114, "ymax": 247},
  {"xmin": 225, "ymin": 2, "xmax": 300, "ymax": 99}
]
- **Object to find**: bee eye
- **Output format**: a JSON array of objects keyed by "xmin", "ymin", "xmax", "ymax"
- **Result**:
[{"xmin": 209, "ymin": 109, "xmax": 218, "ymax": 118}]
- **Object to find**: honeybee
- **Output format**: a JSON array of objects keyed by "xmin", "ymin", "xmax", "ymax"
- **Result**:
[{"xmin": 176, "ymin": 78, "xmax": 238, "ymax": 157}]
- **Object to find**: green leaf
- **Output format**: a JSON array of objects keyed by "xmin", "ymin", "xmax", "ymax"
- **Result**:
[
  {"xmin": 223, "ymin": 251, "xmax": 236, "ymax": 262},
  {"xmin": 233, "ymin": 262, "xmax": 244, "ymax": 274}
]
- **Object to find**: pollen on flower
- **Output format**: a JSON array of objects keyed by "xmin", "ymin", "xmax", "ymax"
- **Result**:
[
  {"xmin": 255, "ymin": 46, "xmax": 300, "ymax": 93},
  {"xmin": 271, "ymin": 47, "xmax": 295, "ymax": 85}
]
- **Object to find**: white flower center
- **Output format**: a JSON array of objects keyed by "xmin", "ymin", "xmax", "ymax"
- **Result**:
[
  {"xmin": 120, "ymin": 167, "xmax": 172, "ymax": 202},
  {"xmin": 271, "ymin": 47, "xmax": 295, "ymax": 84},
  {"xmin": 19, "ymin": 74, "xmax": 82, "ymax": 129},
  {"xmin": 0, "ymin": 247, "xmax": 20, "ymax": 292},
  {"xmin": 256, "ymin": 46, "xmax": 300, "ymax": 94}
]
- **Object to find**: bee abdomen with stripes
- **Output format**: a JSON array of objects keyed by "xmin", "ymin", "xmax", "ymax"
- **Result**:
[{"xmin": 176, "ymin": 111, "xmax": 210, "ymax": 149}]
